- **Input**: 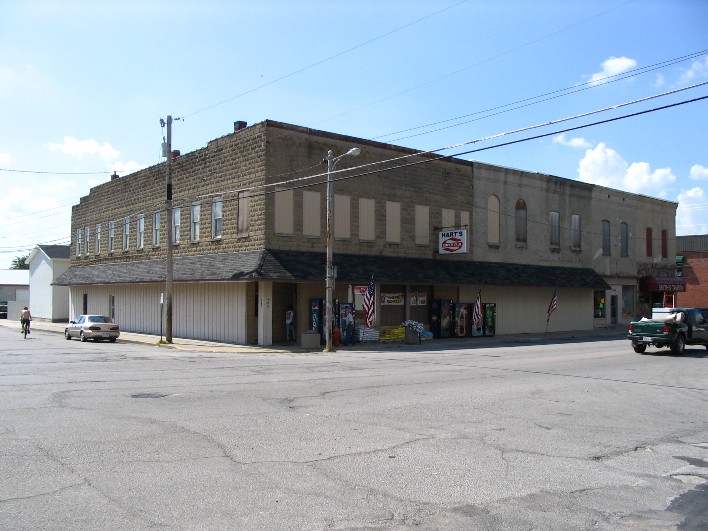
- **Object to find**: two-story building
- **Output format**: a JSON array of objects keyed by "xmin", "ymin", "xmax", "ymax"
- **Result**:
[{"xmin": 55, "ymin": 120, "xmax": 678, "ymax": 345}]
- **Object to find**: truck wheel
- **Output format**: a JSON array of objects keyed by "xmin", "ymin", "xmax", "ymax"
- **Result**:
[
  {"xmin": 671, "ymin": 334, "xmax": 685, "ymax": 355},
  {"xmin": 633, "ymin": 344, "xmax": 647, "ymax": 354}
]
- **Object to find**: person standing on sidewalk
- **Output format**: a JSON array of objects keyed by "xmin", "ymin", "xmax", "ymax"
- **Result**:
[{"xmin": 20, "ymin": 306, "xmax": 32, "ymax": 335}]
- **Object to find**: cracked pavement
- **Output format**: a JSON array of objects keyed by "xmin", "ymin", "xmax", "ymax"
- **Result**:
[{"xmin": 1, "ymin": 326, "xmax": 707, "ymax": 530}]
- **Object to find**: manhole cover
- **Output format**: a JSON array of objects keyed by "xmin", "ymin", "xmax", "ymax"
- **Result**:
[{"xmin": 131, "ymin": 393, "xmax": 168, "ymax": 399}]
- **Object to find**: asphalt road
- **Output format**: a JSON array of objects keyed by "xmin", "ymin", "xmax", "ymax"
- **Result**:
[{"xmin": 1, "ymin": 327, "xmax": 707, "ymax": 530}]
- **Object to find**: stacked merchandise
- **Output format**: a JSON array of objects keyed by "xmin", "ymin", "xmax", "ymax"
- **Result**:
[
  {"xmin": 419, "ymin": 331, "xmax": 434, "ymax": 341},
  {"xmin": 356, "ymin": 325, "xmax": 380, "ymax": 342},
  {"xmin": 379, "ymin": 327, "xmax": 405, "ymax": 342}
]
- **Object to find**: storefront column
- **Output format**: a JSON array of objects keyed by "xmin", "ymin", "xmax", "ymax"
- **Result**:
[{"xmin": 258, "ymin": 280, "xmax": 273, "ymax": 346}]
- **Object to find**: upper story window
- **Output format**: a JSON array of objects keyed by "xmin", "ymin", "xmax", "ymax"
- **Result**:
[
  {"xmin": 415, "ymin": 205, "xmax": 429, "ymax": 245},
  {"xmin": 645, "ymin": 227, "xmax": 653, "ymax": 257},
  {"xmin": 487, "ymin": 195, "xmax": 500, "ymax": 246},
  {"xmin": 122, "ymin": 216, "xmax": 130, "ymax": 251},
  {"xmin": 191, "ymin": 203, "xmax": 201, "ymax": 242},
  {"xmin": 108, "ymin": 221, "xmax": 115, "ymax": 253},
  {"xmin": 95, "ymin": 224, "xmax": 101, "ymax": 255},
  {"xmin": 386, "ymin": 201, "xmax": 401, "ymax": 243},
  {"xmin": 152, "ymin": 211, "xmax": 161, "ymax": 247},
  {"xmin": 303, "ymin": 191, "xmax": 321, "ymax": 238},
  {"xmin": 274, "ymin": 188, "xmax": 294, "ymax": 235},
  {"xmin": 212, "ymin": 197, "xmax": 223, "ymax": 239},
  {"xmin": 238, "ymin": 191, "xmax": 250, "ymax": 236},
  {"xmin": 549, "ymin": 211, "xmax": 560, "ymax": 250},
  {"xmin": 359, "ymin": 197, "xmax": 375, "ymax": 241},
  {"xmin": 334, "ymin": 194, "xmax": 351, "ymax": 240},
  {"xmin": 85, "ymin": 226, "xmax": 90, "ymax": 256},
  {"xmin": 620, "ymin": 222, "xmax": 629, "ymax": 257},
  {"xmin": 442, "ymin": 208, "xmax": 455, "ymax": 229},
  {"xmin": 602, "ymin": 220, "xmax": 611, "ymax": 256},
  {"xmin": 173, "ymin": 207, "xmax": 180, "ymax": 244},
  {"xmin": 571, "ymin": 214, "xmax": 581, "ymax": 250},
  {"xmin": 137, "ymin": 215, "xmax": 145, "ymax": 249},
  {"xmin": 515, "ymin": 199, "xmax": 527, "ymax": 245},
  {"xmin": 661, "ymin": 229, "xmax": 668, "ymax": 259},
  {"xmin": 76, "ymin": 228, "xmax": 82, "ymax": 256}
]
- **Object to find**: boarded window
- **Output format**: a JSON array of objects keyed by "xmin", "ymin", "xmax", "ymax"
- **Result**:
[
  {"xmin": 359, "ymin": 198, "xmax": 375, "ymax": 241},
  {"xmin": 602, "ymin": 220, "xmax": 611, "ymax": 256},
  {"xmin": 274, "ymin": 188, "xmax": 294, "ymax": 235},
  {"xmin": 386, "ymin": 201, "xmax": 401, "ymax": 243},
  {"xmin": 415, "ymin": 205, "xmax": 429, "ymax": 245},
  {"xmin": 442, "ymin": 208, "xmax": 455, "ymax": 229},
  {"xmin": 549, "ymin": 211, "xmax": 560, "ymax": 249},
  {"xmin": 303, "ymin": 191, "xmax": 320, "ymax": 237},
  {"xmin": 238, "ymin": 191, "xmax": 250, "ymax": 236},
  {"xmin": 488, "ymin": 196, "xmax": 500, "ymax": 245},
  {"xmin": 334, "ymin": 194, "xmax": 351, "ymax": 239},
  {"xmin": 515, "ymin": 200, "xmax": 527, "ymax": 244}
]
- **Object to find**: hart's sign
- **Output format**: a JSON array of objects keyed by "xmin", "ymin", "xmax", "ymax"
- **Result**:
[{"xmin": 438, "ymin": 229, "xmax": 468, "ymax": 254}]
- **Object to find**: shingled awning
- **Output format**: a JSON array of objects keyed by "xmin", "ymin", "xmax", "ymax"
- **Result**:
[{"xmin": 54, "ymin": 249, "xmax": 610, "ymax": 290}]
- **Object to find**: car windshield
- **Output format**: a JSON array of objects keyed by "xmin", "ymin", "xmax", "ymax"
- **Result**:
[{"xmin": 88, "ymin": 316, "xmax": 111, "ymax": 323}]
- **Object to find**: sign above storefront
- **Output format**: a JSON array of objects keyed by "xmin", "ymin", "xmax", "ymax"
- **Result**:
[{"xmin": 438, "ymin": 229, "xmax": 468, "ymax": 254}]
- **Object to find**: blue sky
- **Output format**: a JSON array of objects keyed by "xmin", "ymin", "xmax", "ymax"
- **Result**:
[{"xmin": 1, "ymin": 0, "xmax": 707, "ymax": 268}]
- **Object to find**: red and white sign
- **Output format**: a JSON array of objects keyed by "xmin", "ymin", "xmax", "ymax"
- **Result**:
[{"xmin": 438, "ymin": 229, "xmax": 468, "ymax": 254}]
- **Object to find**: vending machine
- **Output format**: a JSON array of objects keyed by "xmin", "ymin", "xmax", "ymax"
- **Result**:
[
  {"xmin": 309, "ymin": 298, "xmax": 324, "ymax": 344},
  {"xmin": 454, "ymin": 303, "xmax": 470, "ymax": 337},
  {"xmin": 439, "ymin": 299, "xmax": 453, "ymax": 338},
  {"xmin": 482, "ymin": 303, "xmax": 496, "ymax": 337}
]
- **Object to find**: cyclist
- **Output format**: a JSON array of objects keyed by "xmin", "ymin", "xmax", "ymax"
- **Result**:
[{"xmin": 20, "ymin": 306, "xmax": 32, "ymax": 335}]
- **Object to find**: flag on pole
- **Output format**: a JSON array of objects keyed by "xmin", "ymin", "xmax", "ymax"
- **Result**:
[
  {"xmin": 471, "ymin": 287, "xmax": 482, "ymax": 327},
  {"xmin": 546, "ymin": 288, "xmax": 558, "ymax": 331},
  {"xmin": 363, "ymin": 276, "xmax": 375, "ymax": 328}
]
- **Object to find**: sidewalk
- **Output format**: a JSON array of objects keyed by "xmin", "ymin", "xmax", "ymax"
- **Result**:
[{"xmin": 0, "ymin": 318, "xmax": 627, "ymax": 354}]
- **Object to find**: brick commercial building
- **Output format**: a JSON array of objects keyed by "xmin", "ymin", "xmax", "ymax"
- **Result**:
[
  {"xmin": 56, "ymin": 120, "xmax": 679, "ymax": 345},
  {"xmin": 676, "ymin": 235, "xmax": 708, "ymax": 308}
]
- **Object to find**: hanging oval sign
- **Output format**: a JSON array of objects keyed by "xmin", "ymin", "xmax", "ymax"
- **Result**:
[
  {"xmin": 442, "ymin": 237, "xmax": 463, "ymax": 252},
  {"xmin": 438, "ymin": 229, "xmax": 468, "ymax": 254}
]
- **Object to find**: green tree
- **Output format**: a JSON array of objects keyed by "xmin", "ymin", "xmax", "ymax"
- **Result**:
[{"xmin": 10, "ymin": 255, "xmax": 29, "ymax": 270}]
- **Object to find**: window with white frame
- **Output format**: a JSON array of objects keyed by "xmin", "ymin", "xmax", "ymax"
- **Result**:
[
  {"xmin": 152, "ymin": 211, "xmax": 160, "ymax": 247},
  {"xmin": 122, "ymin": 216, "xmax": 130, "ymax": 250},
  {"xmin": 85, "ymin": 226, "xmax": 90, "ymax": 256},
  {"xmin": 549, "ymin": 211, "xmax": 560, "ymax": 250},
  {"xmin": 191, "ymin": 203, "xmax": 200, "ymax": 241},
  {"xmin": 137, "ymin": 215, "xmax": 145, "ymax": 249},
  {"xmin": 173, "ymin": 207, "xmax": 180, "ymax": 244},
  {"xmin": 108, "ymin": 221, "xmax": 115, "ymax": 253},
  {"xmin": 76, "ymin": 228, "xmax": 82, "ymax": 256},
  {"xmin": 212, "ymin": 197, "xmax": 223, "ymax": 239},
  {"xmin": 95, "ymin": 224, "xmax": 101, "ymax": 255}
]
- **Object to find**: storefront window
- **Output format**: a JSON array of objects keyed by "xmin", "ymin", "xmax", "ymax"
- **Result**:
[
  {"xmin": 622, "ymin": 286, "xmax": 635, "ymax": 318},
  {"xmin": 593, "ymin": 290, "xmax": 606, "ymax": 318}
]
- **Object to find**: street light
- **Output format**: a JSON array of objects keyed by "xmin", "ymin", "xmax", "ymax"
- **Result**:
[{"xmin": 324, "ymin": 147, "xmax": 361, "ymax": 352}]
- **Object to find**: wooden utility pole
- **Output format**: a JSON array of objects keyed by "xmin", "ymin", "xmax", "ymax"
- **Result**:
[{"xmin": 165, "ymin": 116, "xmax": 174, "ymax": 343}]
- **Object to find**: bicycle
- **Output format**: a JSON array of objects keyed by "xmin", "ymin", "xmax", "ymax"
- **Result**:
[{"xmin": 21, "ymin": 319, "xmax": 30, "ymax": 339}]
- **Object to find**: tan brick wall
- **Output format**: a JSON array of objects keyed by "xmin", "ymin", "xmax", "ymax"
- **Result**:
[{"xmin": 679, "ymin": 251, "xmax": 708, "ymax": 307}]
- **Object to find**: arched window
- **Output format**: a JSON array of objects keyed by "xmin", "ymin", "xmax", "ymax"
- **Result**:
[
  {"xmin": 487, "ymin": 195, "xmax": 500, "ymax": 246},
  {"xmin": 515, "ymin": 199, "xmax": 527, "ymax": 245}
]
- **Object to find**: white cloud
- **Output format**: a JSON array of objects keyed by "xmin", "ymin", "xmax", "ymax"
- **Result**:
[
  {"xmin": 589, "ymin": 56, "xmax": 637, "ymax": 85},
  {"xmin": 577, "ymin": 142, "xmax": 676, "ymax": 194},
  {"xmin": 0, "ymin": 152, "xmax": 11, "ymax": 164},
  {"xmin": 676, "ymin": 187, "xmax": 708, "ymax": 235},
  {"xmin": 553, "ymin": 134, "xmax": 591, "ymax": 149},
  {"xmin": 689, "ymin": 164, "xmax": 708, "ymax": 181},
  {"xmin": 677, "ymin": 56, "xmax": 708, "ymax": 86},
  {"xmin": 110, "ymin": 160, "xmax": 145, "ymax": 175},
  {"xmin": 44, "ymin": 136, "xmax": 120, "ymax": 161},
  {"xmin": 652, "ymin": 73, "xmax": 665, "ymax": 88}
]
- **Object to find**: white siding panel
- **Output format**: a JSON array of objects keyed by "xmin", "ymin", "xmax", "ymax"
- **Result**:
[{"xmin": 70, "ymin": 282, "xmax": 248, "ymax": 343}]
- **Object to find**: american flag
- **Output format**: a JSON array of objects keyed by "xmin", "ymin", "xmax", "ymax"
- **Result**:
[
  {"xmin": 471, "ymin": 287, "xmax": 482, "ymax": 326},
  {"xmin": 547, "ymin": 288, "xmax": 558, "ymax": 318},
  {"xmin": 363, "ymin": 277, "xmax": 375, "ymax": 328}
]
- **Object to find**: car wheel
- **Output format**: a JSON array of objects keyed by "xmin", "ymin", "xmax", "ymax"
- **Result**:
[
  {"xmin": 64, "ymin": 329, "xmax": 72, "ymax": 340},
  {"xmin": 108, "ymin": 337, "xmax": 117, "ymax": 343},
  {"xmin": 671, "ymin": 334, "xmax": 685, "ymax": 355},
  {"xmin": 80, "ymin": 331, "xmax": 87, "ymax": 342},
  {"xmin": 633, "ymin": 344, "xmax": 647, "ymax": 354}
]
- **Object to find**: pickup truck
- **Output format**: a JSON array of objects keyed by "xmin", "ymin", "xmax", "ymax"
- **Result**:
[{"xmin": 627, "ymin": 308, "xmax": 708, "ymax": 354}]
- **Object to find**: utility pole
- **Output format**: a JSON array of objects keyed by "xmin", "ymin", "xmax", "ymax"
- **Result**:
[{"xmin": 164, "ymin": 116, "xmax": 174, "ymax": 343}]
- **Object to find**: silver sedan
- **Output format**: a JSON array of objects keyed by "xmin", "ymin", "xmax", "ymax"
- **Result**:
[{"xmin": 65, "ymin": 315, "xmax": 120, "ymax": 342}]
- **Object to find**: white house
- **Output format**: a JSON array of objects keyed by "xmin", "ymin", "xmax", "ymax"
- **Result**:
[{"xmin": 27, "ymin": 245, "xmax": 70, "ymax": 322}]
